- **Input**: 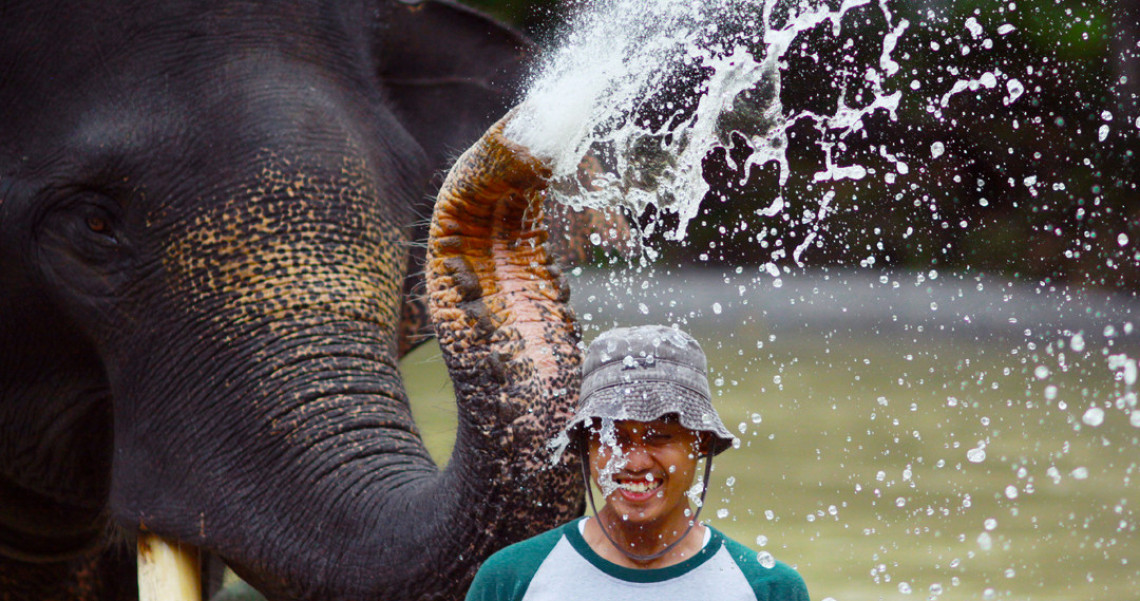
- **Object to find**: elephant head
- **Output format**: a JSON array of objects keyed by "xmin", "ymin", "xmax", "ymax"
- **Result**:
[{"xmin": 0, "ymin": 1, "xmax": 589, "ymax": 598}]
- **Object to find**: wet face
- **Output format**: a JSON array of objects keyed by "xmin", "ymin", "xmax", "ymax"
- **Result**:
[{"xmin": 587, "ymin": 418, "xmax": 704, "ymax": 530}]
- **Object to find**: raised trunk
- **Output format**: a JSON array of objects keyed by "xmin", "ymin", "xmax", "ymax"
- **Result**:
[{"xmin": 424, "ymin": 113, "xmax": 586, "ymax": 586}]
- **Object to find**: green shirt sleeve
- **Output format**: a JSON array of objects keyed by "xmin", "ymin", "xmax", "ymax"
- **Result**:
[
  {"xmin": 720, "ymin": 534, "xmax": 810, "ymax": 601},
  {"xmin": 465, "ymin": 523, "xmax": 572, "ymax": 601}
]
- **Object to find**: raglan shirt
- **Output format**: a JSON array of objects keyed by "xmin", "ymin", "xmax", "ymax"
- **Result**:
[{"xmin": 466, "ymin": 518, "xmax": 809, "ymax": 601}]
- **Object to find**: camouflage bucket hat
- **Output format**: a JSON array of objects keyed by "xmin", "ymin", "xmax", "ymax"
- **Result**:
[{"xmin": 559, "ymin": 324, "xmax": 736, "ymax": 458}]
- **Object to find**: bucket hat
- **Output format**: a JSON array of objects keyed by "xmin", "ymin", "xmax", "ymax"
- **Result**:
[{"xmin": 559, "ymin": 324, "xmax": 735, "ymax": 458}]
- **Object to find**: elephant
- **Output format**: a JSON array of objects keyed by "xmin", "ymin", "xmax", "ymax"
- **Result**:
[{"xmin": 0, "ymin": 1, "xmax": 592, "ymax": 599}]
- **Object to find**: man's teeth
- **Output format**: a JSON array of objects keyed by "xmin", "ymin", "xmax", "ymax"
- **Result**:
[{"xmin": 620, "ymin": 479, "xmax": 662, "ymax": 493}]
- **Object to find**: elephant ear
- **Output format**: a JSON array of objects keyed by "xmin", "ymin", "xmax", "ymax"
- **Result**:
[
  {"xmin": 374, "ymin": 0, "xmax": 535, "ymax": 357},
  {"xmin": 376, "ymin": 0, "xmax": 534, "ymax": 178}
]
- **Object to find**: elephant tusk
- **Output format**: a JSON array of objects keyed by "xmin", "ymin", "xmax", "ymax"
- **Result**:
[{"xmin": 137, "ymin": 531, "xmax": 201, "ymax": 601}]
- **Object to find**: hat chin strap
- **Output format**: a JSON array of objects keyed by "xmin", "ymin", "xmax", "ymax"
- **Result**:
[{"xmin": 579, "ymin": 446, "xmax": 714, "ymax": 563}]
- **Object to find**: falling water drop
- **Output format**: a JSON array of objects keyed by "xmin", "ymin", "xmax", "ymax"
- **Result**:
[
  {"xmin": 1004, "ymin": 78, "xmax": 1024, "ymax": 105},
  {"xmin": 1071, "ymin": 332, "xmax": 1086, "ymax": 352},
  {"xmin": 1082, "ymin": 407, "xmax": 1105, "ymax": 427},
  {"xmin": 757, "ymin": 551, "xmax": 776, "ymax": 569}
]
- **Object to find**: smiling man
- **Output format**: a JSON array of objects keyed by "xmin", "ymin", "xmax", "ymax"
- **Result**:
[{"xmin": 466, "ymin": 325, "xmax": 810, "ymax": 601}]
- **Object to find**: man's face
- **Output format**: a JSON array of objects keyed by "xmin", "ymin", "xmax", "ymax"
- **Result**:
[{"xmin": 587, "ymin": 417, "xmax": 704, "ymax": 528}]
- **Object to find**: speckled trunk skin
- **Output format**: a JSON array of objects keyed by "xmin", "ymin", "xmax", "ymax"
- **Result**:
[{"xmin": 427, "ymin": 115, "xmax": 586, "ymax": 575}]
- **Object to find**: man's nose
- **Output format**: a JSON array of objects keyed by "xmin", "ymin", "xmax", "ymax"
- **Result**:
[{"xmin": 622, "ymin": 443, "xmax": 653, "ymax": 471}]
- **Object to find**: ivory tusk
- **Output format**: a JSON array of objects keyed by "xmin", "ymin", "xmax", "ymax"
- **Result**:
[{"xmin": 137, "ymin": 531, "xmax": 201, "ymax": 601}]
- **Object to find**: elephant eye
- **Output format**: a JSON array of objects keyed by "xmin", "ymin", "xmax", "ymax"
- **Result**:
[{"xmin": 86, "ymin": 214, "xmax": 110, "ymax": 234}]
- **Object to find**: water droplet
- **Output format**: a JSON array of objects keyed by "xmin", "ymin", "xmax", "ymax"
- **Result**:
[
  {"xmin": 895, "ymin": 497, "xmax": 907, "ymax": 508},
  {"xmin": 711, "ymin": 302, "xmax": 722, "ymax": 315},
  {"xmin": 726, "ymin": 476, "xmax": 736, "ymax": 487},
  {"xmin": 1034, "ymin": 365, "xmax": 1050, "ymax": 379},
  {"xmin": 1082, "ymin": 407, "xmax": 1105, "ymax": 427},
  {"xmin": 1071, "ymin": 467, "xmax": 1089, "ymax": 480},
  {"xmin": 1070, "ymin": 333, "xmax": 1086, "ymax": 352},
  {"xmin": 967, "ymin": 447, "xmax": 986, "ymax": 463},
  {"xmin": 750, "ymin": 413, "xmax": 762, "ymax": 424},
  {"xmin": 1005, "ymin": 485, "xmax": 1018, "ymax": 499},
  {"xmin": 717, "ymin": 508, "xmax": 729, "ymax": 519},
  {"xmin": 964, "ymin": 17, "xmax": 983, "ymax": 38},
  {"xmin": 983, "ymin": 588, "xmax": 996, "ymax": 600},
  {"xmin": 1118, "ymin": 233, "xmax": 1130, "ymax": 247},
  {"xmin": 898, "ymin": 582, "xmax": 912, "ymax": 594},
  {"xmin": 1098, "ymin": 124, "xmax": 1110, "ymax": 141},
  {"xmin": 764, "ymin": 510, "xmax": 775, "ymax": 520},
  {"xmin": 930, "ymin": 583, "xmax": 944, "ymax": 596},
  {"xmin": 755, "ymin": 534, "xmax": 768, "ymax": 546},
  {"xmin": 977, "ymin": 532, "xmax": 993, "ymax": 550},
  {"xmin": 931, "ymin": 141, "xmax": 945, "ymax": 158},
  {"xmin": 757, "ymin": 551, "xmax": 776, "ymax": 569}
]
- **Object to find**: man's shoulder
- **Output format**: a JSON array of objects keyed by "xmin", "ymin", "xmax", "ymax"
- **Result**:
[
  {"xmin": 481, "ymin": 521, "xmax": 573, "ymax": 573},
  {"xmin": 712, "ymin": 528, "xmax": 810, "ymax": 601},
  {"xmin": 465, "ymin": 520, "xmax": 578, "ymax": 601}
]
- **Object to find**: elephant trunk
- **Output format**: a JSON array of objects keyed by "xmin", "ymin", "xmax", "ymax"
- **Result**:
[
  {"xmin": 116, "ymin": 115, "xmax": 583, "ymax": 600},
  {"xmin": 426, "ymin": 114, "xmax": 585, "ymax": 583}
]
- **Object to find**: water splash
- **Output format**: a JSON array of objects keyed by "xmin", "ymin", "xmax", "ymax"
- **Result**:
[
  {"xmin": 591, "ymin": 418, "xmax": 627, "ymax": 498},
  {"xmin": 508, "ymin": 0, "xmax": 896, "ymax": 242}
]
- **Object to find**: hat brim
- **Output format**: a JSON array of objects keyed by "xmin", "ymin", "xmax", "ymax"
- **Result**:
[{"xmin": 559, "ymin": 380, "xmax": 735, "ymax": 459}]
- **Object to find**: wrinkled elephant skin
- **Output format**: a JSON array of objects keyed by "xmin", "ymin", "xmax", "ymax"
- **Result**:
[{"xmin": 0, "ymin": 1, "xmax": 585, "ymax": 599}]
